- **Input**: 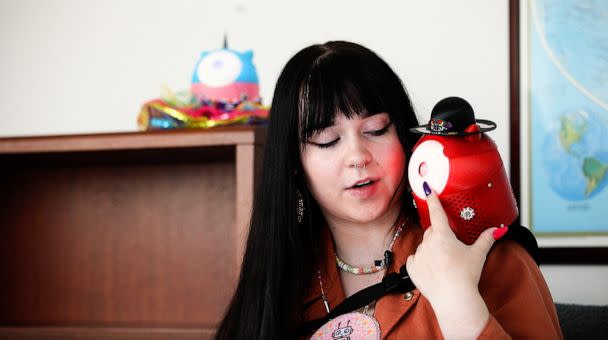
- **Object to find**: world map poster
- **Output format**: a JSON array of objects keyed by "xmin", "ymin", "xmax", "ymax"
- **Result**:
[{"xmin": 529, "ymin": 0, "xmax": 608, "ymax": 234}]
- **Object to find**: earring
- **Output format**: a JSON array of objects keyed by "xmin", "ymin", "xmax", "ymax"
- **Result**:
[
  {"xmin": 296, "ymin": 189, "xmax": 305, "ymax": 224},
  {"xmin": 411, "ymin": 189, "xmax": 418, "ymax": 208}
]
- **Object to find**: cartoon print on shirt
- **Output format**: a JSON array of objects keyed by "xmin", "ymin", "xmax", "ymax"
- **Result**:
[{"xmin": 331, "ymin": 320, "xmax": 353, "ymax": 339}]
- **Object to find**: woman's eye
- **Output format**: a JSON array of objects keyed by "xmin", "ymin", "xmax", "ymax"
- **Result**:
[
  {"xmin": 308, "ymin": 129, "xmax": 339, "ymax": 148},
  {"xmin": 311, "ymin": 139, "xmax": 339, "ymax": 148},
  {"xmin": 366, "ymin": 122, "xmax": 391, "ymax": 136}
]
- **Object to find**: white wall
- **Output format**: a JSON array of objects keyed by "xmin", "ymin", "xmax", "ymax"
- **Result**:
[{"xmin": 0, "ymin": 0, "xmax": 606, "ymax": 305}]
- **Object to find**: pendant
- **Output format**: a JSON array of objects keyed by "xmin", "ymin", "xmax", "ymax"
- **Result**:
[{"xmin": 310, "ymin": 312, "xmax": 381, "ymax": 340}]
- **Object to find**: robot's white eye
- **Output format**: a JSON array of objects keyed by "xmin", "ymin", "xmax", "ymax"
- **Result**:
[
  {"xmin": 419, "ymin": 162, "xmax": 429, "ymax": 176},
  {"xmin": 196, "ymin": 50, "xmax": 243, "ymax": 87},
  {"xmin": 408, "ymin": 140, "xmax": 450, "ymax": 199}
]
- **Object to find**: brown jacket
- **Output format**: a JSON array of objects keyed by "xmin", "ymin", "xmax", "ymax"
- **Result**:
[{"xmin": 302, "ymin": 223, "xmax": 563, "ymax": 339}]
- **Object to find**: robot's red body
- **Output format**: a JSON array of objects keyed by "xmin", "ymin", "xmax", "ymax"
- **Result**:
[{"xmin": 408, "ymin": 133, "xmax": 518, "ymax": 244}]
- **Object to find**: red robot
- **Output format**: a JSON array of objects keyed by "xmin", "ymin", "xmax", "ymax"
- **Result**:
[{"xmin": 408, "ymin": 97, "xmax": 518, "ymax": 245}]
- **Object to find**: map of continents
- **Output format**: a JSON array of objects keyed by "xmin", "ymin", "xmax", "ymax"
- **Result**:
[{"xmin": 530, "ymin": 0, "xmax": 608, "ymax": 232}]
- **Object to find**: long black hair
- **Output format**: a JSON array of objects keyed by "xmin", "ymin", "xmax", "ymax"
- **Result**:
[{"xmin": 214, "ymin": 41, "xmax": 420, "ymax": 339}]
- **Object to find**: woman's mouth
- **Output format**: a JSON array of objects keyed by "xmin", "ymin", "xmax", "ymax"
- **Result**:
[
  {"xmin": 347, "ymin": 179, "xmax": 378, "ymax": 198},
  {"xmin": 352, "ymin": 179, "xmax": 374, "ymax": 188}
]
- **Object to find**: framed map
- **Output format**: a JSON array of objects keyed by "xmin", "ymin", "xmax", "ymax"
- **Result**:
[{"xmin": 510, "ymin": 0, "xmax": 608, "ymax": 263}]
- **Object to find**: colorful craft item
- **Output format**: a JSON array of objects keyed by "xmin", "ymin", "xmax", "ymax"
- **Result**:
[
  {"xmin": 138, "ymin": 46, "xmax": 269, "ymax": 130},
  {"xmin": 138, "ymin": 95, "xmax": 268, "ymax": 130}
]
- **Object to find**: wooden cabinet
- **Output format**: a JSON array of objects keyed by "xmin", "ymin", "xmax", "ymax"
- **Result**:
[{"xmin": 0, "ymin": 127, "xmax": 266, "ymax": 339}]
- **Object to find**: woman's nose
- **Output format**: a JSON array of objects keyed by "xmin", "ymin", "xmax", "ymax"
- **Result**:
[{"xmin": 344, "ymin": 137, "xmax": 372, "ymax": 169}]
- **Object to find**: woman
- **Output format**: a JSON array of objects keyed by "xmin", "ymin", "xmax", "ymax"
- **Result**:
[{"xmin": 215, "ymin": 41, "xmax": 562, "ymax": 339}]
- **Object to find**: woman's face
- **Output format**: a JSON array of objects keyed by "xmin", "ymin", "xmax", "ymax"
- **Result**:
[{"xmin": 300, "ymin": 112, "xmax": 406, "ymax": 226}]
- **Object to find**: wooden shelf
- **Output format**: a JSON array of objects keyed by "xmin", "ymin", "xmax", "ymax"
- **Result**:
[
  {"xmin": 0, "ymin": 127, "xmax": 266, "ymax": 339},
  {"xmin": 0, "ymin": 126, "xmax": 266, "ymax": 154}
]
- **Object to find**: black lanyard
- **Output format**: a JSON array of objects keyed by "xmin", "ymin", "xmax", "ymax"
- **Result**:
[{"xmin": 297, "ymin": 264, "xmax": 415, "ymax": 336}]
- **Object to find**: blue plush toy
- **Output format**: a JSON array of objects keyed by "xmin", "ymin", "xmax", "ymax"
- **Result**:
[{"xmin": 191, "ymin": 48, "xmax": 260, "ymax": 102}]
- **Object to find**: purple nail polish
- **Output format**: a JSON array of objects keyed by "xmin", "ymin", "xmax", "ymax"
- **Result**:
[{"xmin": 423, "ymin": 182, "xmax": 431, "ymax": 196}]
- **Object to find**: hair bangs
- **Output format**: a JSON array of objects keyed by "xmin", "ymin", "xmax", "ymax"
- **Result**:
[{"xmin": 298, "ymin": 56, "xmax": 389, "ymax": 144}]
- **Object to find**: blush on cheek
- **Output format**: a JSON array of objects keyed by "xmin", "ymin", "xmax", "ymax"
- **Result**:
[
  {"xmin": 388, "ymin": 148, "xmax": 407, "ymax": 171},
  {"xmin": 388, "ymin": 160, "xmax": 405, "ymax": 174},
  {"xmin": 386, "ymin": 152, "xmax": 407, "ymax": 189}
]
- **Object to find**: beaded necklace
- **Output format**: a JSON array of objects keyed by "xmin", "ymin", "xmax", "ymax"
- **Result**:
[
  {"xmin": 310, "ymin": 217, "xmax": 407, "ymax": 339},
  {"xmin": 334, "ymin": 220, "xmax": 405, "ymax": 275}
]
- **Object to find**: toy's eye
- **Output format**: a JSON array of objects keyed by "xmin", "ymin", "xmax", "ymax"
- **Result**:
[
  {"xmin": 419, "ymin": 162, "xmax": 429, "ymax": 177},
  {"xmin": 408, "ymin": 140, "xmax": 450, "ymax": 199},
  {"xmin": 196, "ymin": 50, "xmax": 243, "ymax": 87}
]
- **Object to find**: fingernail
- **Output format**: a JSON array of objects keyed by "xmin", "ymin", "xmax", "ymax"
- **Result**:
[
  {"xmin": 423, "ymin": 181, "xmax": 431, "ymax": 196},
  {"xmin": 493, "ymin": 226, "xmax": 509, "ymax": 240}
]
